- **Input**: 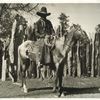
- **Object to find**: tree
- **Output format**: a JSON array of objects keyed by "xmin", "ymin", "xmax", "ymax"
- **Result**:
[
  {"xmin": 56, "ymin": 13, "xmax": 70, "ymax": 77},
  {"xmin": 95, "ymin": 24, "xmax": 100, "ymax": 33},
  {"xmin": 57, "ymin": 13, "xmax": 69, "ymax": 36},
  {"xmin": 0, "ymin": 3, "xmax": 39, "ymax": 38}
]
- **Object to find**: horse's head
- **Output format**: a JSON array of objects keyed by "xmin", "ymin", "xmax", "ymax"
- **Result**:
[
  {"xmin": 70, "ymin": 24, "xmax": 90, "ymax": 44},
  {"xmin": 69, "ymin": 24, "xmax": 81, "ymax": 39}
]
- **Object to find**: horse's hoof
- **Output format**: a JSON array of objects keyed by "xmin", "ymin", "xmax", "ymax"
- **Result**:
[
  {"xmin": 39, "ymin": 78, "xmax": 44, "ymax": 81},
  {"xmin": 57, "ymin": 88, "xmax": 63, "ymax": 97},
  {"xmin": 37, "ymin": 77, "xmax": 40, "ymax": 79},
  {"xmin": 24, "ymin": 89, "xmax": 28, "ymax": 93},
  {"xmin": 57, "ymin": 91, "xmax": 62, "ymax": 97},
  {"xmin": 11, "ymin": 77, "xmax": 17, "ymax": 83},
  {"xmin": 52, "ymin": 88, "xmax": 57, "ymax": 93},
  {"xmin": 98, "ymin": 88, "xmax": 100, "ymax": 91},
  {"xmin": 58, "ymin": 92, "xmax": 62, "ymax": 97},
  {"xmin": 23, "ymin": 88, "xmax": 28, "ymax": 93},
  {"xmin": 12, "ymin": 79, "xmax": 14, "ymax": 83},
  {"xmin": 21, "ymin": 87, "xmax": 28, "ymax": 93},
  {"xmin": 54, "ymin": 92, "xmax": 62, "ymax": 98}
]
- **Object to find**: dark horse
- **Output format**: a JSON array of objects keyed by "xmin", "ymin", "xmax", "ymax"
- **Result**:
[{"xmin": 18, "ymin": 24, "xmax": 89, "ymax": 94}]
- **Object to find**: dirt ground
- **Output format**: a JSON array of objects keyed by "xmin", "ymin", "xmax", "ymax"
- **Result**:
[{"xmin": 0, "ymin": 77, "xmax": 100, "ymax": 98}]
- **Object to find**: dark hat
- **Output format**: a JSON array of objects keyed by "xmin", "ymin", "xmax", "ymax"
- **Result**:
[{"xmin": 36, "ymin": 7, "xmax": 51, "ymax": 17}]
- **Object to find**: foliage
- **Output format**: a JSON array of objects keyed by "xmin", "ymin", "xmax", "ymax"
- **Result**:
[
  {"xmin": 58, "ymin": 13, "xmax": 70, "ymax": 31},
  {"xmin": 0, "ymin": 3, "xmax": 39, "ymax": 38},
  {"xmin": 95, "ymin": 24, "xmax": 100, "ymax": 33}
]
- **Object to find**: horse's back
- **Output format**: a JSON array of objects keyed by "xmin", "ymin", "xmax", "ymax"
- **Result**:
[
  {"xmin": 18, "ymin": 40, "xmax": 34, "ymax": 59},
  {"xmin": 18, "ymin": 39, "xmax": 44, "ymax": 62}
]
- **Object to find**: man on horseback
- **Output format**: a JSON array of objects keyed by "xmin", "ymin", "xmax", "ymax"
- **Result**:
[
  {"xmin": 18, "ymin": 20, "xmax": 90, "ymax": 95},
  {"xmin": 34, "ymin": 7, "xmax": 55, "ymax": 70}
]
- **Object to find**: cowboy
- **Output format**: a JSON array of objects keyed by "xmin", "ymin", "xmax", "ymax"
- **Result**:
[{"xmin": 34, "ymin": 7, "xmax": 55, "ymax": 65}]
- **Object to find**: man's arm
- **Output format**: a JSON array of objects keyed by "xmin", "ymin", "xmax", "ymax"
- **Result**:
[
  {"xmin": 34, "ymin": 22, "xmax": 45, "ymax": 38},
  {"xmin": 47, "ymin": 20, "xmax": 55, "ymax": 35}
]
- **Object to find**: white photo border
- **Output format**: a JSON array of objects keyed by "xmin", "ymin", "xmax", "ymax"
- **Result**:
[{"xmin": 0, "ymin": 0, "xmax": 100, "ymax": 3}]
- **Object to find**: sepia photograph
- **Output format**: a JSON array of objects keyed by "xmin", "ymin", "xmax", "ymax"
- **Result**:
[{"xmin": 0, "ymin": 2, "xmax": 100, "ymax": 98}]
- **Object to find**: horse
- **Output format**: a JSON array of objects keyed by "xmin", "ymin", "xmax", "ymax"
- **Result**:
[
  {"xmin": 18, "ymin": 24, "xmax": 90, "ymax": 95},
  {"xmin": 52, "ymin": 24, "xmax": 90, "ymax": 95},
  {"xmin": 18, "ymin": 39, "xmax": 45, "ymax": 93}
]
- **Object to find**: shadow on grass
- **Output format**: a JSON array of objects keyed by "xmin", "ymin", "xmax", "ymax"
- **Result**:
[
  {"xmin": 28, "ymin": 87, "xmax": 53, "ymax": 92},
  {"xmin": 5, "ymin": 87, "xmax": 100, "ymax": 98},
  {"xmin": 28, "ymin": 86, "xmax": 100, "ymax": 96},
  {"xmin": 62, "ymin": 87, "xmax": 100, "ymax": 96}
]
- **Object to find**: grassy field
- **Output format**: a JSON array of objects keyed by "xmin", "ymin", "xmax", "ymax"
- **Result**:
[{"xmin": 0, "ymin": 77, "xmax": 100, "ymax": 98}]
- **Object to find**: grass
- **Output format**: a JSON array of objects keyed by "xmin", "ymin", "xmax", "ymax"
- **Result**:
[{"xmin": 0, "ymin": 77, "xmax": 100, "ymax": 97}]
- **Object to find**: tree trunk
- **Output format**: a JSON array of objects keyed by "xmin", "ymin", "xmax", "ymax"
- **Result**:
[
  {"xmin": 91, "ymin": 41, "xmax": 94, "ymax": 77},
  {"xmin": 64, "ymin": 54, "xmax": 68, "ymax": 77},
  {"xmin": 97, "ymin": 47, "xmax": 100, "ymax": 76},
  {"xmin": 1, "ymin": 55, "xmax": 7, "ymax": 81},
  {"xmin": 67, "ymin": 51, "xmax": 71, "ymax": 76},
  {"xmin": 86, "ymin": 43, "xmax": 90, "ymax": 76},
  {"xmin": 77, "ymin": 41, "xmax": 81, "ymax": 77}
]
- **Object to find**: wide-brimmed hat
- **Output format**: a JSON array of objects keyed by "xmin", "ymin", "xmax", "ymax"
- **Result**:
[{"xmin": 36, "ymin": 7, "xmax": 51, "ymax": 17}]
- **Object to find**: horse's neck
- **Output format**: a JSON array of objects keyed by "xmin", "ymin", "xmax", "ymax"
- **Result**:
[
  {"xmin": 55, "ymin": 36, "xmax": 65, "ymax": 49},
  {"xmin": 57, "ymin": 31, "xmax": 75, "ymax": 54}
]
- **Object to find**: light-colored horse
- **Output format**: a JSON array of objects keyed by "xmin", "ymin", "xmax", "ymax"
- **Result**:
[
  {"xmin": 52, "ymin": 24, "xmax": 89, "ymax": 95},
  {"xmin": 18, "ymin": 39, "xmax": 44, "ymax": 93},
  {"xmin": 18, "ymin": 24, "xmax": 90, "ymax": 94}
]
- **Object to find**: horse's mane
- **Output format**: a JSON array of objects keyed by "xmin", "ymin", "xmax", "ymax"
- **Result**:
[{"xmin": 54, "ymin": 24, "xmax": 90, "ymax": 56}]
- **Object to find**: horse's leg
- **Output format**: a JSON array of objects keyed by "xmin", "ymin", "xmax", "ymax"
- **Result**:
[
  {"xmin": 22, "ymin": 70, "xmax": 28, "ymax": 93},
  {"xmin": 9, "ymin": 72, "xmax": 14, "ymax": 82},
  {"xmin": 8, "ymin": 64, "xmax": 14, "ymax": 82},
  {"xmin": 9, "ymin": 63, "xmax": 17, "ymax": 82},
  {"xmin": 40, "ymin": 65, "xmax": 46, "ymax": 80},
  {"xmin": 21, "ymin": 72, "xmax": 23, "ymax": 88},
  {"xmin": 13, "ymin": 65, "xmax": 17, "ymax": 82},
  {"xmin": 48, "ymin": 64, "xmax": 55, "ymax": 79},
  {"xmin": 52, "ymin": 70, "xmax": 55, "ymax": 78},
  {"xmin": 18, "ymin": 47, "xmax": 21, "ymax": 80},
  {"xmin": 53, "ymin": 72, "xmax": 58, "ymax": 92},
  {"xmin": 47, "ymin": 65, "xmax": 51, "ymax": 78},
  {"xmin": 53, "ymin": 63, "xmax": 59, "ymax": 92},
  {"xmin": 21, "ymin": 64, "xmax": 28, "ymax": 93},
  {"xmin": 37, "ymin": 62, "xmax": 40, "ymax": 78},
  {"xmin": 48, "ymin": 69, "xmax": 53, "ymax": 79},
  {"xmin": 57, "ymin": 63, "xmax": 64, "ymax": 96}
]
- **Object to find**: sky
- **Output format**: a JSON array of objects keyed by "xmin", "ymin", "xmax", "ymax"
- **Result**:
[
  {"xmin": 38, "ymin": 3, "xmax": 100, "ymax": 39},
  {"xmin": 17, "ymin": 3, "xmax": 100, "ymax": 39}
]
